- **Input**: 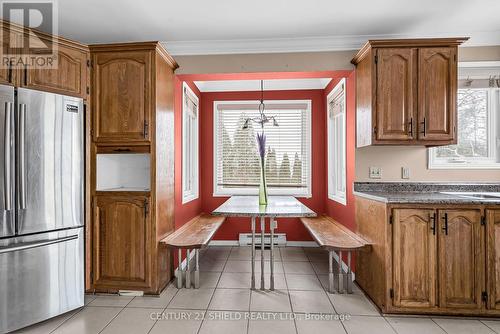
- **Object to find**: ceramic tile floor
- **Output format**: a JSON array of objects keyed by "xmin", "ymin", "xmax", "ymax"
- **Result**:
[{"xmin": 13, "ymin": 246, "xmax": 500, "ymax": 334}]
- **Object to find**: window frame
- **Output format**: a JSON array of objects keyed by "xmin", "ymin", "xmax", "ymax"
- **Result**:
[
  {"xmin": 182, "ymin": 82, "xmax": 200, "ymax": 204},
  {"xmin": 428, "ymin": 87, "xmax": 500, "ymax": 170},
  {"xmin": 327, "ymin": 79, "xmax": 347, "ymax": 205},
  {"xmin": 213, "ymin": 99, "xmax": 312, "ymax": 198}
]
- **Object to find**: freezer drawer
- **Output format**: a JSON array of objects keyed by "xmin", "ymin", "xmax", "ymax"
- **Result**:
[{"xmin": 0, "ymin": 228, "xmax": 84, "ymax": 334}]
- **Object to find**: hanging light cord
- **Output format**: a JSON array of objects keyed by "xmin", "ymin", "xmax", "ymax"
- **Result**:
[{"xmin": 243, "ymin": 80, "xmax": 279, "ymax": 129}]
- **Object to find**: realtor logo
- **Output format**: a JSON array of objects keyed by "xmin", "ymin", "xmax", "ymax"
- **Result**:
[{"xmin": 1, "ymin": 0, "xmax": 58, "ymax": 69}]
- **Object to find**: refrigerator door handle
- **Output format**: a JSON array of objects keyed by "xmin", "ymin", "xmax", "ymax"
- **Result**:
[
  {"xmin": 3, "ymin": 101, "xmax": 12, "ymax": 211},
  {"xmin": 16, "ymin": 103, "xmax": 27, "ymax": 210},
  {"xmin": 0, "ymin": 234, "xmax": 79, "ymax": 254}
]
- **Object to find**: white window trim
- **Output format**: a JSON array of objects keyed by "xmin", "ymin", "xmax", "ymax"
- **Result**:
[
  {"xmin": 327, "ymin": 79, "xmax": 347, "ymax": 205},
  {"xmin": 428, "ymin": 87, "xmax": 500, "ymax": 170},
  {"xmin": 213, "ymin": 99, "xmax": 312, "ymax": 198},
  {"xmin": 182, "ymin": 82, "xmax": 199, "ymax": 204}
]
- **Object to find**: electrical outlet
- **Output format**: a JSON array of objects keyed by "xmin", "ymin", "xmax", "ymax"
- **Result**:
[
  {"xmin": 369, "ymin": 166, "xmax": 382, "ymax": 179},
  {"xmin": 402, "ymin": 167, "xmax": 410, "ymax": 179}
]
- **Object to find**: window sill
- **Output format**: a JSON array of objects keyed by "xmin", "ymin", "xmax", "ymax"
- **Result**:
[
  {"xmin": 182, "ymin": 193, "xmax": 199, "ymax": 204},
  {"xmin": 428, "ymin": 163, "xmax": 500, "ymax": 170},
  {"xmin": 328, "ymin": 194, "xmax": 347, "ymax": 206},
  {"xmin": 213, "ymin": 188, "xmax": 312, "ymax": 199}
]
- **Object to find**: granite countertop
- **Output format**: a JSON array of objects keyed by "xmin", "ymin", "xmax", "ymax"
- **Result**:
[{"xmin": 354, "ymin": 182, "xmax": 500, "ymax": 204}]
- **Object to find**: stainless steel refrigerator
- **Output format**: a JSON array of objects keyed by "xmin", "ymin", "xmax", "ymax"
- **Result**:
[{"xmin": 0, "ymin": 85, "xmax": 84, "ymax": 333}]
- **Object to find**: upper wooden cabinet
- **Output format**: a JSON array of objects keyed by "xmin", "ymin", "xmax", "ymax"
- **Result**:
[
  {"xmin": 90, "ymin": 43, "xmax": 177, "ymax": 144},
  {"xmin": 22, "ymin": 37, "xmax": 89, "ymax": 98},
  {"xmin": 91, "ymin": 50, "xmax": 152, "ymax": 143},
  {"xmin": 352, "ymin": 38, "xmax": 468, "ymax": 147}
]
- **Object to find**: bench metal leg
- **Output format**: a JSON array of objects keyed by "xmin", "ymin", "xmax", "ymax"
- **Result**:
[
  {"xmin": 345, "ymin": 251, "xmax": 353, "ymax": 294},
  {"xmin": 185, "ymin": 249, "xmax": 191, "ymax": 288},
  {"xmin": 251, "ymin": 216, "xmax": 256, "ymax": 290},
  {"xmin": 337, "ymin": 250, "xmax": 344, "ymax": 293},
  {"xmin": 194, "ymin": 249, "xmax": 200, "ymax": 289},
  {"xmin": 270, "ymin": 217, "xmax": 275, "ymax": 291},
  {"xmin": 328, "ymin": 250, "xmax": 334, "ymax": 294},
  {"xmin": 260, "ymin": 216, "xmax": 265, "ymax": 290},
  {"xmin": 176, "ymin": 249, "xmax": 183, "ymax": 288}
]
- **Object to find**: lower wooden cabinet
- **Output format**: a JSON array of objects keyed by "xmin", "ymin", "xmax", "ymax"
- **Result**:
[
  {"xmin": 392, "ymin": 209, "xmax": 437, "ymax": 309},
  {"xmin": 356, "ymin": 196, "xmax": 500, "ymax": 316},
  {"xmin": 438, "ymin": 209, "xmax": 483, "ymax": 309},
  {"xmin": 487, "ymin": 209, "xmax": 500, "ymax": 310},
  {"xmin": 92, "ymin": 194, "xmax": 152, "ymax": 291}
]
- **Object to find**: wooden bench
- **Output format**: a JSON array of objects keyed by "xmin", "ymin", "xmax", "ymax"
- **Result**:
[
  {"xmin": 300, "ymin": 215, "xmax": 371, "ymax": 294},
  {"xmin": 161, "ymin": 214, "xmax": 225, "ymax": 289}
]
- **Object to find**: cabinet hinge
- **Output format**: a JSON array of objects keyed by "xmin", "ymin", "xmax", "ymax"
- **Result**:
[
  {"xmin": 373, "ymin": 126, "xmax": 377, "ymax": 135},
  {"xmin": 482, "ymin": 291, "xmax": 488, "ymax": 303},
  {"xmin": 481, "ymin": 216, "xmax": 486, "ymax": 226},
  {"xmin": 90, "ymin": 271, "xmax": 94, "ymax": 284},
  {"xmin": 454, "ymin": 54, "xmax": 457, "ymax": 62},
  {"xmin": 374, "ymin": 55, "xmax": 378, "ymax": 64},
  {"xmin": 389, "ymin": 288, "xmax": 394, "ymax": 299},
  {"xmin": 144, "ymin": 199, "xmax": 149, "ymax": 218},
  {"xmin": 86, "ymin": 86, "xmax": 90, "ymax": 95},
  {"xmin": 389, "ymin": 215, "xmax": 393, "ymax": 225},
  {"xmin": 90, "ymin": 128, "xmax": 94, "ymax": 137},
  {"xmin": 143, "ymin": 120, "xmax": 149, "ymax": 138},
  {"xmin": 87, "ymin": 59, "xmax": 93, "ymax": 68}
]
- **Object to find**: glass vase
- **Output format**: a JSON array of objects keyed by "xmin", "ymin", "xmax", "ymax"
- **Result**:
[{"xmin": 259, "ymin": 157, "xmax": 268, "ymax": 205}]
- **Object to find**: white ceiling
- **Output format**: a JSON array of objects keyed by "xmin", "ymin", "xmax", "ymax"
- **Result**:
[
  {"xmin": 47, "ymin": 0, "xmax": 500, "ymax": 54},
  {"xmin": 194, "ymin": 78, "xmax": 333, "ymax": 92}
]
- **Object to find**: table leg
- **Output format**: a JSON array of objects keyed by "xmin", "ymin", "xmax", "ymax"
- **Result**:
[
  {"xmin": 260, "ymin": 216, "xmax": 265, "ymax": 290},
  {"xmin": 270, "ymin": 217, "xmax": 275, "ymax": 291},
  {"xmin": 337, "ymin": 250, "xmax": 344, "ymax": 293},
  {"xmin": 251, "ymin": 216, "xmax": 256, "ymax": 290}
]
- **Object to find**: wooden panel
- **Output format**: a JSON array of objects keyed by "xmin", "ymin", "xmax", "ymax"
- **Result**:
[
  {"xmin": 392, "ymin": 209, "xmax": 437, "ymax": 308},
  {"xmin": 23, "ymin": 38, "xmax": 88, "ymax": 98},
  {"xmin": 418, "ymin": 47, "xmax": 457, "ymax": 142},
  {"xmin": 301, "ymin": 215, "xmax": 370, "ymax": 250},
  {"xmin": 161, "ymin": 215, "xmax": 226, "ymax": 249},
  {"xmin": 93, "ymin": 194, "xmax": 152, "ymax": 290},
  {"xmin": 438, "ymin": 209, "xmax": 483, "ymax": 309},
  {"xmin": 0, "ymin": 26, "xmax": 21, "ymax": 86},
  {"xmin": 487, "ymin": 209, "xmax": 500, "ymax": 310},
  {"xmin": 355, "ymin": 50, "xmax": 373, "ymax": 147},
  {"xmin": 92, "ymin": 50, "xmax": 152, "ymax": 143},
  {"xmin": 355, "ymin": 196, "xmax": 389, "ymax": 310},
  {"xmin": 375, "ymin": 48, "xmax": 416, "ymax": 141}
]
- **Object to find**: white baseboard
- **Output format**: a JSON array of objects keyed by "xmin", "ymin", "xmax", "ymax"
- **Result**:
[
  {"xmin": 286, "ymin": 241, "xmax": 318, "ymax": 247},
  {"xmin": 209, "ymin": 240, "xmax": 239, "ymax": 246}
]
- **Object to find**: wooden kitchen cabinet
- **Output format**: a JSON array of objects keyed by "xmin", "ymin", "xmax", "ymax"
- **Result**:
[
  {"xmin": 355, "ymin": 196, "xmax": 497, "ymax": 316},
  {"xmin": 88, "ymin": 42, "xmax": 178, "ymax": 294},
  {"xmin": 91, "ymin": 49, "xmax": 152, "ymax": 143},
  {"xmin": 0, "ymin": 26, "xmax": 21, "ymax": 86},
  {"xmin": 418, "ymin": 48, "xmax": 457, "ymax": 142},
  {"xmin": 437, "ymin": 209, "xmax": 483, "ymax": 309},
  {"xmin": 392, "ymin": 209, "xmax": 437, "ymax": 308},
  {"xmin": 486, "ymin": 209, "xmax": 500, "ymax": 310},
  {"xmin": 351, "ymin": 38, "xmax": 467, "ymax": 147},
  {"xmin": 92, "ymin": 194, "xmax": 152, "ymax": 290},
  {"xmin": 22, "ymin": 37, "xmax": 89, "ymax": 98}
]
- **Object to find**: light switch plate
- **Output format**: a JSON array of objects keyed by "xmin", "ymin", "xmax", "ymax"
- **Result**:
[
  {"xmin": 402, "ymin": 167, "xmax": 410, "ymax": 179},
  {"xmin": 369, "ymin": 166, "xmax": 382, "ymax": 179}
]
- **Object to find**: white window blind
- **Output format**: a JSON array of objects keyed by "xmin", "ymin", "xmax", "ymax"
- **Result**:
[
  {"xmin": 327, "ymin": 79, "xmax": 347, "ymax": 205},
  {"xmin": 214, "ymin": 100, "xmax": 312, "ymax": 197},
  {"xmin": 182, "ymin": 83, "xmax": 199, "ymax": 203}
]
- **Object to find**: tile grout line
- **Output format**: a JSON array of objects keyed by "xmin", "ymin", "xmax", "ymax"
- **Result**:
[
  {"xmin": 430, "ymin": 318, "xmax": 451, "ymax": 334},
  {"xmin": 481, "ymin": 320, "xmax": 500, "ymax": 334},
  {"xmin": 96, "ymin": 298, "xmax": 135, "ymax": 334},
  {"xmin": 284, "ymin": 248, "xmax": 299, "ymax": 334},
  {"xmin": 47, "ymin": 305, "xmax": 85, "ymax": 334}
]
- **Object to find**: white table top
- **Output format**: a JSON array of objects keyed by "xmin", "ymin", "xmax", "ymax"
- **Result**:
[{"xmin": 212, "ymin": 196, "xmax": 317, "ymax": 217}]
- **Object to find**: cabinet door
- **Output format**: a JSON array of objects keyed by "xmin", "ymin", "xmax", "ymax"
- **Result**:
[
  {"xmin": 438, "ymin": 209, "xmax": 483, "ymax": 309},
  {"xmin": 0, "ymin": 27, "xmax": 21, "ymax": 86},
  {"xmin": 392, "ymin": 209, "xmax": 437, "ymax": 308},
  {"xmin": 93, "ymin": 194, "xmax": 152, "ymax": 290},
  {"xmin": 487, "ymin": 209, "xmax": 500, "ymax": 310},
  {"xmin": 23, "ymin": 39, "xmax": 88, "ymax": 98},
  {"xmin": 418, "ymin": 47, "xmax": 457, "ymax": 142},
  {"xmin": 375, "ymin": 48, "xmax": 416, "ymax": 141},
  {"xmin": 92, "ymin": 51, "xmax": 152, "ymax": 143}
]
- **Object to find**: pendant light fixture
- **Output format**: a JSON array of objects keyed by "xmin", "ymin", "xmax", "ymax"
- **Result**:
[{"xmin": 242, "ymin": 80, "xmax": 279, "ymax": 129}]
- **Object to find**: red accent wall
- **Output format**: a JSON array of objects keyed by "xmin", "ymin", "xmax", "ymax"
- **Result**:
[{"xmin": 200, "ymin": 89, "xmax": 327, "ymax": 241}]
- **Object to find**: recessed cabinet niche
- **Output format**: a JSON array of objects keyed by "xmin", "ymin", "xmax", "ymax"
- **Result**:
[{"xmin": 351, "ymin": 38, "xmax": 468, "ymax": 147}]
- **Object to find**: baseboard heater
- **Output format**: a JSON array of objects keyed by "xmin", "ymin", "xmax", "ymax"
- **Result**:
[{"xmin": 238, "ymin": 233, "xmax": 286, "ymax": 247}]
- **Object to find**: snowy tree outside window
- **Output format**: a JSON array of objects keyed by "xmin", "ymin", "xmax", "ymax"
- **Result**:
[{"xmin": 214, "ymin": 100, "xmax": 311, "ymax": 197}]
